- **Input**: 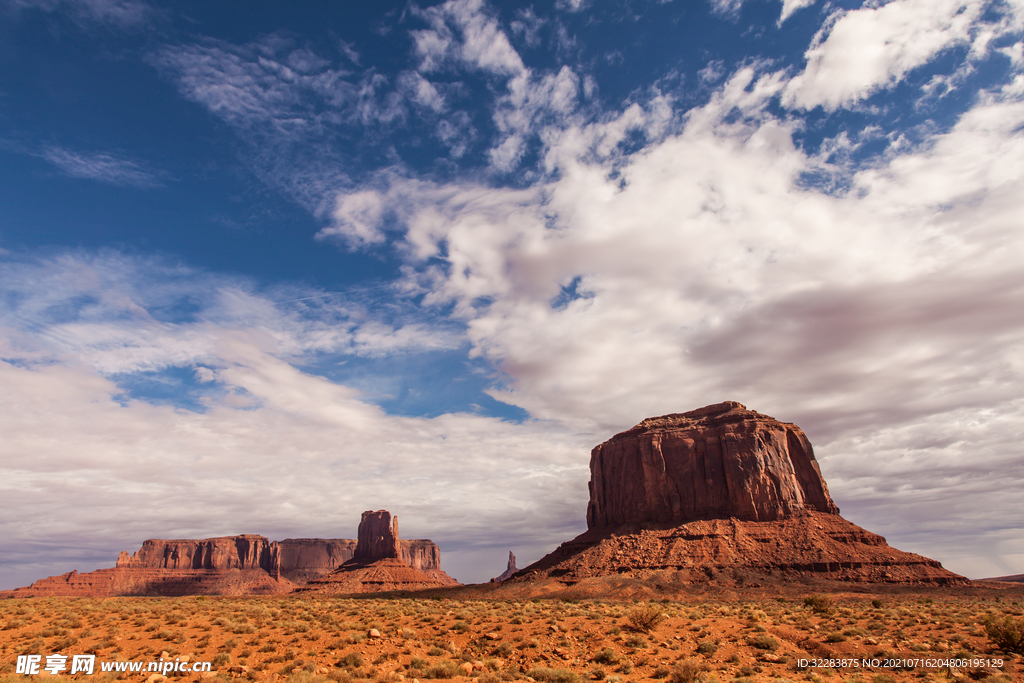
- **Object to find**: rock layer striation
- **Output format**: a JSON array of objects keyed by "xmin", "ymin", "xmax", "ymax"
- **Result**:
[
  {"xmin": 588, "ymin": 401, "xmax": 838, "ymax": 528},
  {"xmin": 517, "ymin": 402, "xmax": 967, "ymax": 586}
]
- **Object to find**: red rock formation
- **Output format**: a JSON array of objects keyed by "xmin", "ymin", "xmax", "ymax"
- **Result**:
[
  {"xmin": 0, "ymin": 566, "xmax": 294, "ymax": 598},
  {"xmin": 277, "ymin": 538, "xmax": 447, "ymax": 583},
  {"xmin": 516, "ymin": 403, "xmax": 967, "ymax": 586},
  {"xmin": 491, "ymin": 551, "xmax": 519, "ymax": 582},
  {"xmin": 355, "ymin": 510, "xmax": 400, "ymax": 560},
  {"xmin": 588, "ymin": 401, "xmax": 838, "ymax": 529},
  {"xmin": 116, "ymin": 535, "xmax": 280, "ymax": 574},
  {"xmin": 2, "ymin": 521, "xmax": 456, "ymax": 597},
  {"xmin": 301, "ymin": 509, "xmax": 459, "ymax": 593}
]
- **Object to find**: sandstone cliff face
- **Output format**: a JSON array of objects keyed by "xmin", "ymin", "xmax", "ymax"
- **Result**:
[
  {"xmin": 355, "ymin": 510, "xmax": 400, "ymax": 560},
  {"xmin": 587, "ymin": 401, "xmax": 839, "ymax": 529},
  {"xmin": 116, "ymin": 535, "xmax": 279, "ymax": 573},
  {"xmin": 516, "ymin": 402, "xmax": 966, "ymax": 586},
  {"xmin": 276, "ymin": 538, "xmax": 444, "ymax": 583},
  {"xmin": 1, "ymin": 567, "xmax": 294, "ymax": 598}
]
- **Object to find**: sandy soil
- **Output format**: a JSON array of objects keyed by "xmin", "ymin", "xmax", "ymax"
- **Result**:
[{"xmin": 2, "ymin": 585, "xmax": 1023, "ymax": 683}]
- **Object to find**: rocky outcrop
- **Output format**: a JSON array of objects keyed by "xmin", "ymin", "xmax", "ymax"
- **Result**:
[
  {"xmin": 516, "ymin": 402, "xmax": 968, "ymax": 586},
  {"xmin": 301, "ymin": 510, "xmax": 459, "ymax": 594},
  {"xmin": 491, "ymin": 551, "xmax": 519, "ymax": 582},
  {"xmin": 3, "ymin": 515, "xmax": 456, "ymax": 597},
  {"xmin": 0, "ymin": 566, "xmax": 294, "ymax": 598},
  {"xmin": 276, "ymin": 538, "xmax": 447, "ymax": 583},
  {"xmin": 116, "ymin": 535, "xmax": 280, "ymax": 574},
  {"xmin": 588, "ymin": 402, "xmax": 838, "ymax": 529},
  {"xmin": 355, "ymin": 510, "xmax": 400, "ymax": 560}
]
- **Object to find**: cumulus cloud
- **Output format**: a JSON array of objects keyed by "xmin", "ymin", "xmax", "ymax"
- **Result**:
[
  {"xmin": 783, "ymin": 0, "xmax": 988, "ymax": 110},
  {"xmin": 313, "ymin": 62, "xmax": 1024, "ymax": 579}
]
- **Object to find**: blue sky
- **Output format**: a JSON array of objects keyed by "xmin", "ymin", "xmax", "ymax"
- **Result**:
[{"xmin": 2, "ymin": 0, "xmax": 1024, "ymax": 588}]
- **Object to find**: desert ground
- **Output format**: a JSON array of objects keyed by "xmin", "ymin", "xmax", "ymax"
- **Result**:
[{"xmin": 3, "ymin": 584, "xmax": 1023, "ymax": 683}]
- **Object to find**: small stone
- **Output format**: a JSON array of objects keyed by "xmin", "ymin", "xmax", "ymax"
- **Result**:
[
  {"xmin": 147, "ymin": 675, "xmax": 168, "ymax": 683},
  {"xmin": 486, "ymin": 632, "xmax": 501, "ymax": 640},
  {"xmin": 460, "ymin": 662, "xmax": 475, "ymax": 676},
  {"xmin": 369, "ymin": 628, "xmax": 382, "ymax": 638}
]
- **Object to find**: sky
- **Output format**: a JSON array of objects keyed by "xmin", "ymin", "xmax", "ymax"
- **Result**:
[{"xmin": 1, "ymin": 0, "xmax": 1023, "ymax": 589}]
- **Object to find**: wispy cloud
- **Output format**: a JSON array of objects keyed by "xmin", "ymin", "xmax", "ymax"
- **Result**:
[
  {"xmin": 39, "ymin": 146, "xmax": 166, "ymax": 188},
  {"xmin": 5, "ymin": 0, "xmax": 156, "ymax": 29}
]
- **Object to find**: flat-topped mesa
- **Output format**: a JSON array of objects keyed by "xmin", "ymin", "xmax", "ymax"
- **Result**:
[
  {"xmin": 354, "ymin": 510, "xmax": 400, "ymax": 560},
  {"xmin": 587, "ymin": 401, "xmax": 839, "ymax": 530},
  {"xmin": 116, "ymin": 535, "xmax": 280, "ymax": 575}
]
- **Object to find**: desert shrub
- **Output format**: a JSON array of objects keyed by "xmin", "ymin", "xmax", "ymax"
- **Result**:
[
  {"xmin": 211, "ymin": 653, "xmax": 231, "ymax": 668},
  {"xmin": 651, "ymin": 666, "xmax": 671, "ymax": 678},
  {"xmin": 526, "ymin": 667, "xmax": 581, "ymax": 683},
  {"xmin": 588, "ymin": 667, "xmax": 606, "ymax": 680},
  {"xmin": 408, "ymin": 657, "xmax": 427, "ymax": 670},
  {"xmin": 451, "ymin": 620, "xmax": 470, "ymax": 633},
  {"xmin": 871, "ymin": 599, "xmax": 884, "ymax": 609},
  {"xmin": 746, "ymin": 634, "xmax": 779, "ymax": 651},
  {"xmin": 985, "ymin": 615, "xmax": 1024, "ymax": 654},
  {"xmin": 427, "ymin": 646, "xmax": 446, "ymax": 657},
  {"xmin": 695, "ymin": 639, "xmax": 718, "ymax": 656},
  {"xmin": 624, "ymin": 634, "xmax": 647, "ymax": 648},
  {"xmin": 615, "ymin": 662, "xmax": 633, "ymax": 675},
  {"xmin": 825, "ymin": 632, "xmax": 847, "ymax": 643},
  {"xmin": 627, "ymin": 605, "xmax": 665, "ymax": 633},
  {"xmin": 592, "ymin": 648, "xmax": 619, "ymax": 665},
  {"xmin": 667, "ymin": 661, "xmax": 702, "ymax": 683},
  {"xmin": 803, "ymin": 595, "xmax": 835, "ymax": 615},
  {"xmin": 422, "ymin": 660, "xmax": 461, "ymax": 679},
  {"xmin": 336, "ymin": 653, "xmax": 363, "ymax": 669}
]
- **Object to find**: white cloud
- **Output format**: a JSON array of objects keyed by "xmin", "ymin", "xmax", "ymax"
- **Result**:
[
  {"xmin": 316, "ymin": 64, "xmax": 1024, "ymax": 579},
  {"xmin": 39, "ymin": 146, "xmax": 166, "ymax": 188},
  {"xmin": 784, "ymin": 0, "xmax": 987, "ymax": 110},
  {"xmin": 779, "ymin": 0, "xmax": 815, "ymax": 24},
  {"xmin": 0, "ymin": 340, "xmax": 589, "ymax": 588},
  {"xmin": 412, "ymin": 0, "xmax": 526, "ymax": 77}
]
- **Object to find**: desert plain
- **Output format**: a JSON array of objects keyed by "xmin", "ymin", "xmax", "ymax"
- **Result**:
[{"xmin": 3, "ymin": 580, "xmax": 1024, "ymax": 683}]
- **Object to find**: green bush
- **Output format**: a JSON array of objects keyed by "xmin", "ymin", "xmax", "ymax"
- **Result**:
[
  {"xmin": 985, "ymin": 615, "xmax": 1024, "ymax": 654},
  {"xmin": 591, "ymin": 648, "xmax": 619, "ymax": 665}
]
